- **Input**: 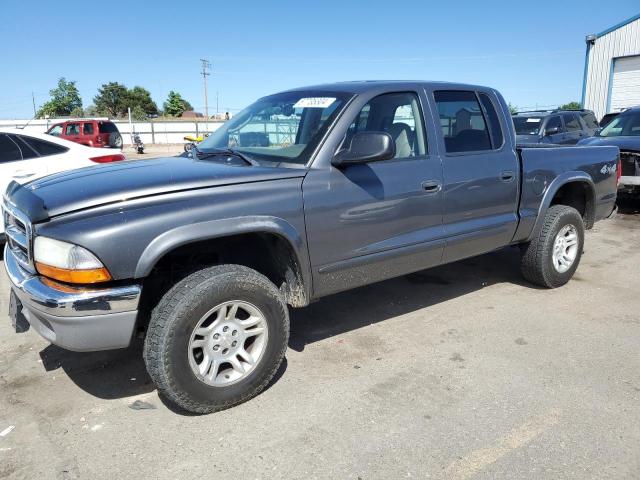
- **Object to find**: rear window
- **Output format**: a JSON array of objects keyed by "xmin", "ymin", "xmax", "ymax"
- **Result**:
[
  {"xmin": 98, "ymin": 122, "xmax": 119, "ymax": 133},
  {"xmin": 563, "ymin": 113, "xmax": 581, "ymax": 132},
  {"xmin": 434, "ymin": 90, "xmax": 492, "ymax": 153},
  {"xmin": 512, "ymin": 116, "xmax": 543, "ymax": 135},
  {"xmin": 580, "ymin": 112, "xmax": 599, "ymax": 129},
  {"xmin": 19, "ymin": 135, "xmax": 69, "ymax": 156},
  {"xmin": 478, "ymin": 93, "xmax": 504, "ymax": 148},
  {"xmin": 0, "ymin": 134, "xmax": 22, "ymax": 162}
]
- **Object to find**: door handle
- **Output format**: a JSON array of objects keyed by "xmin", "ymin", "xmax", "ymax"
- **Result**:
[
  {"xmin": 421, "ymin": 180, "xmax": 441, "ymax": 193},
  {"xmin": 500, "ymin": 170, "xmax": 515, "ymax": 182}
]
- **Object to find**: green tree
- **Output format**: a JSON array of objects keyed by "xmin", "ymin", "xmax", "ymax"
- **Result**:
[
  {"xmin": 37, "ymin": 78, "xmax": 82, "ymax": 118},
  {"xmin": 131, "ymin": 105, "xmax": 147, "ymax": 121},
  {"xmin": 163, "ymin": 91, "xmax": 193, "ymax": 117},
  {"xmin": 507, "ymin": 102, "xmax": 518, "ymax": 115},
  {"xmin": 94, "ymin": 82, "xmax": 129, "ymax": 117},
  {"xmin": 70, "ymin": 106, "xmax": 85, "ymax": 117},
  {"xmin": 560, "ymin": 101, "xmax": 581, "ymax": 110},
  {"xmin": 128, "ymin": 86, "xmax": 158, "ymax": 116}
]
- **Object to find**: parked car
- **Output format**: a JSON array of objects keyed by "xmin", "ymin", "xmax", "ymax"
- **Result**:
[
  {"xmin": 512, "ymin": 109, "xmax": 600, "ymax": 145},
  {"xmin": 4, "ymin": 81, "xmax": 619, "ymax": 413},
  {"xmin": 46, "ymin": 119, "xmax": 123, "ymax": 149},
  {"xmin": 0, "ymin": 128, "xmax": 125, "ymax": 236},
  {"xmin": 579, "ymin": 106, "xmax": 640, "ymax": 198},
  {"xmin": 599, "ymin": 111, "xmax": 624, "ymax": 129}
]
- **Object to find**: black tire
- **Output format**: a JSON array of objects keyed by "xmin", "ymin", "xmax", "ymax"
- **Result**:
[
  {"xmin": 520, "ymin": 205, "xmax": 585, "ymax": 288},
  {"xmin": 143, "ymin": 264, "xmax": 289, "ymax": 414},
  {"xmin": 108, "ymin": 132, "xmax": 123, "ymax": 148}
]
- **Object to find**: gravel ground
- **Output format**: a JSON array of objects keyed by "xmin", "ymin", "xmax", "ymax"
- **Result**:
[{"xmin": 0, "ymin": 203, "xmax": 639, "ymax": 480}]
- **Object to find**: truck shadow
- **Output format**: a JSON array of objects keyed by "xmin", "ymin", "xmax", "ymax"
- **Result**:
[
  {"xmin": 38, "ymin": 246, "xmax": 533, "ymax": 401},
  {"xmin": 289, "ymin": 246, "xmax": 532, "ymax": 352}
]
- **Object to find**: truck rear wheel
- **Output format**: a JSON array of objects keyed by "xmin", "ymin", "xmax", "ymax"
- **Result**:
[
  {"xmin": 520, "ymin": 205, "xmax": 585, "ymax": 288},
  {"xmin": 143, "ymin": 264, "xmax": 289, "ymax": 414}
]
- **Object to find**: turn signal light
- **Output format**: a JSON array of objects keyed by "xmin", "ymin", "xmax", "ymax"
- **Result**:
[
  {"xmin": 35, "ymin": 262, "xmax": 112, "ymax": 284},
  {"xmin": 90, "ymin": 154, "xmax": 126, "ymax": 163}
]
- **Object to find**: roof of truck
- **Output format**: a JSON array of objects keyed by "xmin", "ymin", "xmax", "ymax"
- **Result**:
[{"xmin": 279, "ymin": 80, "xmax": 494, "ymax": 94}]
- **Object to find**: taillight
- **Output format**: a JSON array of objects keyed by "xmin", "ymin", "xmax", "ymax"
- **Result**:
[
  {"xmin": 90, "ymin": 154, "xmax": 125, "ymax": 163},
  {"xmin": 617, "ymin": 158, "xmax": 622, "ymax": 185}
]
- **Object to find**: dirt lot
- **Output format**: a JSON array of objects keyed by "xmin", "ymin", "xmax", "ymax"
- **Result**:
[{"xmin": 0, "ymin": 204, "xmax": 639, "ymax": 480}]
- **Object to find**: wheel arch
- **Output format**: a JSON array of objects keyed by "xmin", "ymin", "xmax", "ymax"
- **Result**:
[
  {"xmin": 135, "ymin": 216, "xmax": 312, "ymax": 308},
  {"xmin": 528, "ymin": 172, "xmax": 596, "ymax": 241}
]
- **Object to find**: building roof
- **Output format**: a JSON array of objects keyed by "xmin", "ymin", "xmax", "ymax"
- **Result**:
[{"xmin": 596, "ymin": 13, "xmax": 640, "ymax": 38}]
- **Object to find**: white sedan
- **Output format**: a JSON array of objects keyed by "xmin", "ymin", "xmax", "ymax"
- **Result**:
[{"xmin": 0, "ymin": 127, "xmax": 125, "ymax": 235}]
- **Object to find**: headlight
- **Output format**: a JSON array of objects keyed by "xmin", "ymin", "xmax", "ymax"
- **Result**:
[{"xmin": 33, "ymin": 237, "xmax": 112, "ymax": 284}]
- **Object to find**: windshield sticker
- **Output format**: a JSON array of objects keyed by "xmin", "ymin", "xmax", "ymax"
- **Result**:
[
  {"xmin": 526, "ymin": 118, "xmax": 541, "ymax": 123},
  {"xmin": 293, "ymin": 97, "xmax": 336, "ymax": 109}
]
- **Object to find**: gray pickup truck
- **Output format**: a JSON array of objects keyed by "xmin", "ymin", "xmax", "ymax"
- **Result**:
[{"xmin": 3, "ymin": 81, "xmax": 619, "ymax": 413}]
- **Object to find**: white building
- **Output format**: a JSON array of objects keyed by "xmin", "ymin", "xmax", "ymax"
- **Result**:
[{"xmin": 582, "ymin": 13, "xmax": 640, "ymax": 121}]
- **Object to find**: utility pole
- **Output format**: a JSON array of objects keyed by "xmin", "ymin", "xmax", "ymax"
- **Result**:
[
  {"xmin": 200, "ymin": 58, "xmax": 211, "ymax": 132},
  {"xmin": 31, "ymin": 92, "xmax": 36, "ymax": 117}
]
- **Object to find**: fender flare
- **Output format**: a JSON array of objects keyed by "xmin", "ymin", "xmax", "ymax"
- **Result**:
[
  {"xmin": 527, "ymin": 171, "xmax": 596, "ymax": 241},
  {"xmin": 134, "ymin": 215, "xmax": 312, "ymax": 299}
]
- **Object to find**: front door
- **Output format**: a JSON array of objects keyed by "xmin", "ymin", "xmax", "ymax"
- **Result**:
[
  {"xmin": 431, "ymin": 89, "xmax": 520, "ymax": 263},
  {"xmin": 303, "ymin": 91, "xmax": 444, "ymax": 297}
]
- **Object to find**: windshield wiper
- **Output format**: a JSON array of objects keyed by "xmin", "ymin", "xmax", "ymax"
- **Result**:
[{"xmin": 193, "ymin": 146, "xmax": 260, "ymax": 166}]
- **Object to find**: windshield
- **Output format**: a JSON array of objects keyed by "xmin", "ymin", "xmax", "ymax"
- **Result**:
[
  {"xmin": 513, "ymin": 116, "xmax": 543, "ymax": 135},
  {"xmin": 598, "ymin": 111, "xmax": 640, "ymax": 137},
  {"xmin": 197, "ymin": 91, "xmax": 352, "ymax": 165}
]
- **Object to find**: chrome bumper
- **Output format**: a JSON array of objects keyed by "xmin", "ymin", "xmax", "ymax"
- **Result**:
[{"xmin": 4, "ymin": 244, "xmax": 142, "ymax": 351}]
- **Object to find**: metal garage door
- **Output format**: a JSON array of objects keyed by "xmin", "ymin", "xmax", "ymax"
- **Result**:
[{"xmin": 610, "ymin": 55, "xmax": 640, "ymax": 112}]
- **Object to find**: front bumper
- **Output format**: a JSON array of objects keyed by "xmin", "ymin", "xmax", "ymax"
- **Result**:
[{"xmin": 4, "ymin": 244, "xmax": 142, "ymax": 352}]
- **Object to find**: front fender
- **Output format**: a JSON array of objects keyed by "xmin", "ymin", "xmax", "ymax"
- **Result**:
[{"xmin": 134, "ymin": 215, "xmax": 312, "ymax": 296}]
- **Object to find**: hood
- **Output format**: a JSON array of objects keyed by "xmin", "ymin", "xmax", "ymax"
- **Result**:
[
  {"xmin": 5, "ymin": 156, "xmax": 305, "ymax": 221},
  {"xmin": 577, "ymin": 136, "xmax": 640, "ymax": 151}
]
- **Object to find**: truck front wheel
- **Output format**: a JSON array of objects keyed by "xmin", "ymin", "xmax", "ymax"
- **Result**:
[
  {"xmin": 520, "ymin": 205, "xmax": 585, "ymax": 288},
  {"xmin": 143, "ymin": 264, "xmax": 289, "ymax": 413}
]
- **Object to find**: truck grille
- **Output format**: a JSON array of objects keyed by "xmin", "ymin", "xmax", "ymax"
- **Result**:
[
  {"xmin": 620, "ymin": 151, "xmax": 639, "ymax": 177},
  {"xmin": 2, "ymin": 201, "xmax": 35, "ymax": 273}
]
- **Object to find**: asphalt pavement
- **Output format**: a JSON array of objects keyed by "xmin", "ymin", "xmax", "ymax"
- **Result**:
[{"xmin": 0, "ymin": 204, "xmax": 639, "ymax": 479}]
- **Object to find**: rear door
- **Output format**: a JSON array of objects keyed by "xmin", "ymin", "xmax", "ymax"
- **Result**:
[
  {"xmin": 432, "ymin": 89, "xmax": 520, "ymax": 263},
  {"xmin": 561, "ymin": 113, "xmax": 583, "ymax": 144},
  {"xmin": 82, "ymin": 122, "xmax": 95, "ymax": 146}
]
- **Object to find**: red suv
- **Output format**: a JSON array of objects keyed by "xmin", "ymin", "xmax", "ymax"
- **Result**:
[{"xmin": 46, "ymin": 120, "xmax": 123, "ymax": 148}]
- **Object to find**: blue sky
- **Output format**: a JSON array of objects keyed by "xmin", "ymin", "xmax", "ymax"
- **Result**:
[{"xmin": 1, "ymin": 1, "xmax": 638, "ymax": 119}]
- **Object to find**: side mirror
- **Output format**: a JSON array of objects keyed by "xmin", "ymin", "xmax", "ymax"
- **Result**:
[
  {"xmin": 545, "ymin": 126, "xmax": 560, "ymax": 136},
  {"xmin": 332, "ymin": 132, "xmax": 395, "ymax": 167}
]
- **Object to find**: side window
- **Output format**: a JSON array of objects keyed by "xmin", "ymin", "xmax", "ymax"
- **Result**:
[
  {"xmin": 83, "ymin": 122, "xmax": 94, "ymax": 135},
  {"xmin": 546, "ymin": 116, "xmax": 563, "ymax": 132},
  {"xmin": 48, "ymin": 125, "xmax": 63, "ymax": 137},
  {"xmin": 344, "ymin": 92, "xmax": 426, "ymax": 159},
  {"xmin": 478, "ymin": 93, "xmax": 504, "ymax": 148},
  {"xmin": 434, "ymin": 90, "xmax": 491, "ymax": 153},
  {"xmin": 9, "ymin": 135, "xmax": 38, "ymax": 160},
  {"xmin": 65, "ymin": 123, "xmax": 80, "ymax": 136},
  {"xmin": 580, "ymin": 112, "xmax": 599, "ymax": 129},
  {"xmin": 563, "ymin": 113, "xmax": 581, "ymax": 132},
  {"xmin": 0, "ymin": 134, "xmax": 22, "ymax": 162},
  {"xmin": 19, "ymin": 136, "xmax": 69, "ymax": 157}
]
